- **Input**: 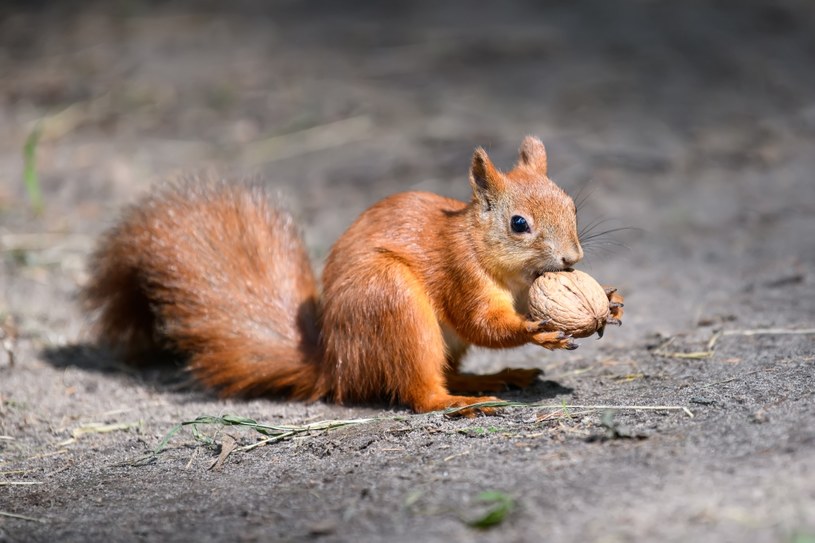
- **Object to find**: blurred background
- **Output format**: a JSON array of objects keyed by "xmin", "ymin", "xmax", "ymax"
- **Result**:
[{"xmin": 1, "ymin": 0, "xmax": 814, "ymax": 351}]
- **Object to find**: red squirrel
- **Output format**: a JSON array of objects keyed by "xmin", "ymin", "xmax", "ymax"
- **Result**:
[{"xmin": 83, "ymin": 136, "xmax": 622, "ymax": 414}]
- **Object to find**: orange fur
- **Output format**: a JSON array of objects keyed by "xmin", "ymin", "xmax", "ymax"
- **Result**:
[{"xmin": 83, "ymin": 137, "xmax": 586, "ymax": 413}]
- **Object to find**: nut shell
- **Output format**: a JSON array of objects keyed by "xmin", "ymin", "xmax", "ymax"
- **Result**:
[{"xmin": 528, "ymin": 270, "xmax": 610, "ymax": 338}]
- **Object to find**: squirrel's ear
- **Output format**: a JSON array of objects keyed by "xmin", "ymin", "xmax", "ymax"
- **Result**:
[
  {"xmin": 517, "ymin": 136, "xmax": 547, "ymax": 174},
  {"xmin": 470, "ymin": 147, "xmax": 504, "ymax": 208}
]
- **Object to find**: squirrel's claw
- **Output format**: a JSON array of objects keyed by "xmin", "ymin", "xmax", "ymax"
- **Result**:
[
  {"xmin": 603, "ymin": 285, "xmax": 625, "ymax": 323},
  {"xmin": 524, "ymin": 318, "xmax": 553, "ymax": 334},
  {"xmin": 532, "ymin": 330, "xmax": 577, "ymax": 350}
]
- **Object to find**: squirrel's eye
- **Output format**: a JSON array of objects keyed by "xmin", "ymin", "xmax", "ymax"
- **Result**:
[{"xmin": 510, "ymin": 215, "xmax": 530, "ymax": 234}]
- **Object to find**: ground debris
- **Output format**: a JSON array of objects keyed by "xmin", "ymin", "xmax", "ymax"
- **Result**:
[{"xmin": 586, "ymin": 410, "xmax": 649, "ymax": 442}]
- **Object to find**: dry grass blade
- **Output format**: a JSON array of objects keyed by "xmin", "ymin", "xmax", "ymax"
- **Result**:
[
  {"xmin": 445, "ymin": 401, "xmax": 694, "ymax": 418},
  {"xmin": 209, "ymin": 435, "xmax": 237, "ymax": 471},
  {"xmin": 135, "ymin": 414, "xmax": 379, "ymax": 465},
  {"xmin": 242, "ymin": 115, "xmax": 373, "ymax": 165},
  {"xmin": 654, "ymin": 327, "xmax": 815, "ymax": 359},
  {"xmin": 653, "ymin": 333, "xmax": 720, "ymax": 359},
  {"xmin": 655, "ymin": 350, "xmax": 715, "ymax": 360},
  {"xmin": 137, "ymin": 400, "xmax": 696, "ymax": 466},
  {"xmin": 700, "ymin": 369, "xmax": 763, "ymax": 389},
  {"xmin": 722, "ymin": 328, "xmax": 815, "ymax": 337},
  {"xmin": 443, "ymin": 451, "xmax": 470, "ymax": 462},
  {"xmin": 0, "ymin": 233, "xmax": 93, "ymax": 252},
  {"xmin": 0, "ymin": 315, "xmax": 18, "ymax": 367},
  {"xmin": 58, "ymin": 421, "xmax": 142, "ymax": 447},
  {"xmin": 237, "ymin": 431, "xmax": 295, "ymax": 452},
  {"xmin": 0, "ymin": 510, "xmax": 45, "ymax": 523},
  {"xmin": 71, "ymin": 421, "xmax": 142, "ymax": 439},
  {"xmin": 0, "ymin": 450, "xmax": 68, "ymax": 468},
  {"xmin": 0, "ymin": 469, "xmax": 33, "ymax": 476}
]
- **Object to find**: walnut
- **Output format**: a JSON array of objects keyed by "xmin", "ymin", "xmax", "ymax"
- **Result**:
[{"xmin": 528, "ymin": 270, "xmax": 613, "ymax": 338}]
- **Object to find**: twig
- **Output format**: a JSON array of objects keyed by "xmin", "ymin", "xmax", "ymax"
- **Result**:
[{"xmin": 0, "ymin": 481, "xmax": 42, "ymax": 486}]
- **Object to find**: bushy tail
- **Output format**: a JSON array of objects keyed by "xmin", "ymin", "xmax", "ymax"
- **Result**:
[{"xmin": 82, "ymin": 179, "xmax": 327, "ymax": 400}]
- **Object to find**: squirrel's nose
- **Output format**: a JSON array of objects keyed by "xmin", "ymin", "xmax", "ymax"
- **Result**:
[
  {"xmin": 560, "ymin": 245, "xmax": 583, "ymax": 268},
  {"xmin": 561, "ymin": 255, "xmax": 578, "ymax": 268}
]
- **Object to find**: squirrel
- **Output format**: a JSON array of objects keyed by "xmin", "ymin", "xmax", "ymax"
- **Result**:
[{"xmin": 82, "ymin": 136, "xmax": 623, "ymax": 414}]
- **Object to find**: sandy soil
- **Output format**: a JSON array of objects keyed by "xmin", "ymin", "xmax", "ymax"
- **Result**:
[{"xmin": 1, "ymin": 1, "xmax": 814, "ymax": 542}]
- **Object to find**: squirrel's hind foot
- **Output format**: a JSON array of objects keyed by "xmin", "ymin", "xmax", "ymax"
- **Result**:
[{"xmin": 412, "ymin": 393, "xmax": 502, "ymax": 417}]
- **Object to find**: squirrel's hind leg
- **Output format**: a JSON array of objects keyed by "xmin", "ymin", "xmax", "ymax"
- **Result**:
[{"xmin": 322, "ymin": 258, "xmax": 499, "ymax": 415}]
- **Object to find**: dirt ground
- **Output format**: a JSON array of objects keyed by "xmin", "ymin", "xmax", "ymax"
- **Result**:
[{"xmin": 1, "ymin": 1, "xmax": 814, "ymax": 542}]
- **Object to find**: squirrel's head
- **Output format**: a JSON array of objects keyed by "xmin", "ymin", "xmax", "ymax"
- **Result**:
[{"xmin": 468, "ymin": 136, "xmax": 582, "ymax": 287}]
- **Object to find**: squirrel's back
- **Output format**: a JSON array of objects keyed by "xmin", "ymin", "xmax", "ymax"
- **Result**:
[{"xmin": 82, "ymin": 180, "xmax": 326, "ymax": 399}]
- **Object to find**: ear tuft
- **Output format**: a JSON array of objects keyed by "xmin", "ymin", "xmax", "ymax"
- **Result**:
[
  {"xmin": 470, "ymin": 147, "xmax": 504, "ymax": 206},
  {"xmin": 517, "ymin": 136, "xmax": 547, "ymax": 174},
  {"xmin": 470, "ymin": 148, "xmax": 491, "ymax": 192}
]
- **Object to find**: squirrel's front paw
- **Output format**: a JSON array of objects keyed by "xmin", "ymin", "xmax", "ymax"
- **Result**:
[
  {"xmin": 524, "ymin": 318, "xmax": 556, "ymax": 334},
  {"xmin": 604, "ymin": 287, "xmax": 624, "ymax": 326},
  {"xmin": 531, "ymin": 330, "xmax": 578, "ymax": 351}
]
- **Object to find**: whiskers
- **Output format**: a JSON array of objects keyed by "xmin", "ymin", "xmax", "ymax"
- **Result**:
[
  {"xmin": 565, "ymin": 178, "xmax": 642, "ymax": 261},
  {"xmin": 573, "ymin": 182, "xmax": 597, "ymax": 214},
  {"xmin": 573, "ymin": 182, "xmax": 642, "ymax": 259},
  {"xmin": 578, "ymin": 217, "xmax": 642, "ymax": 258}
]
